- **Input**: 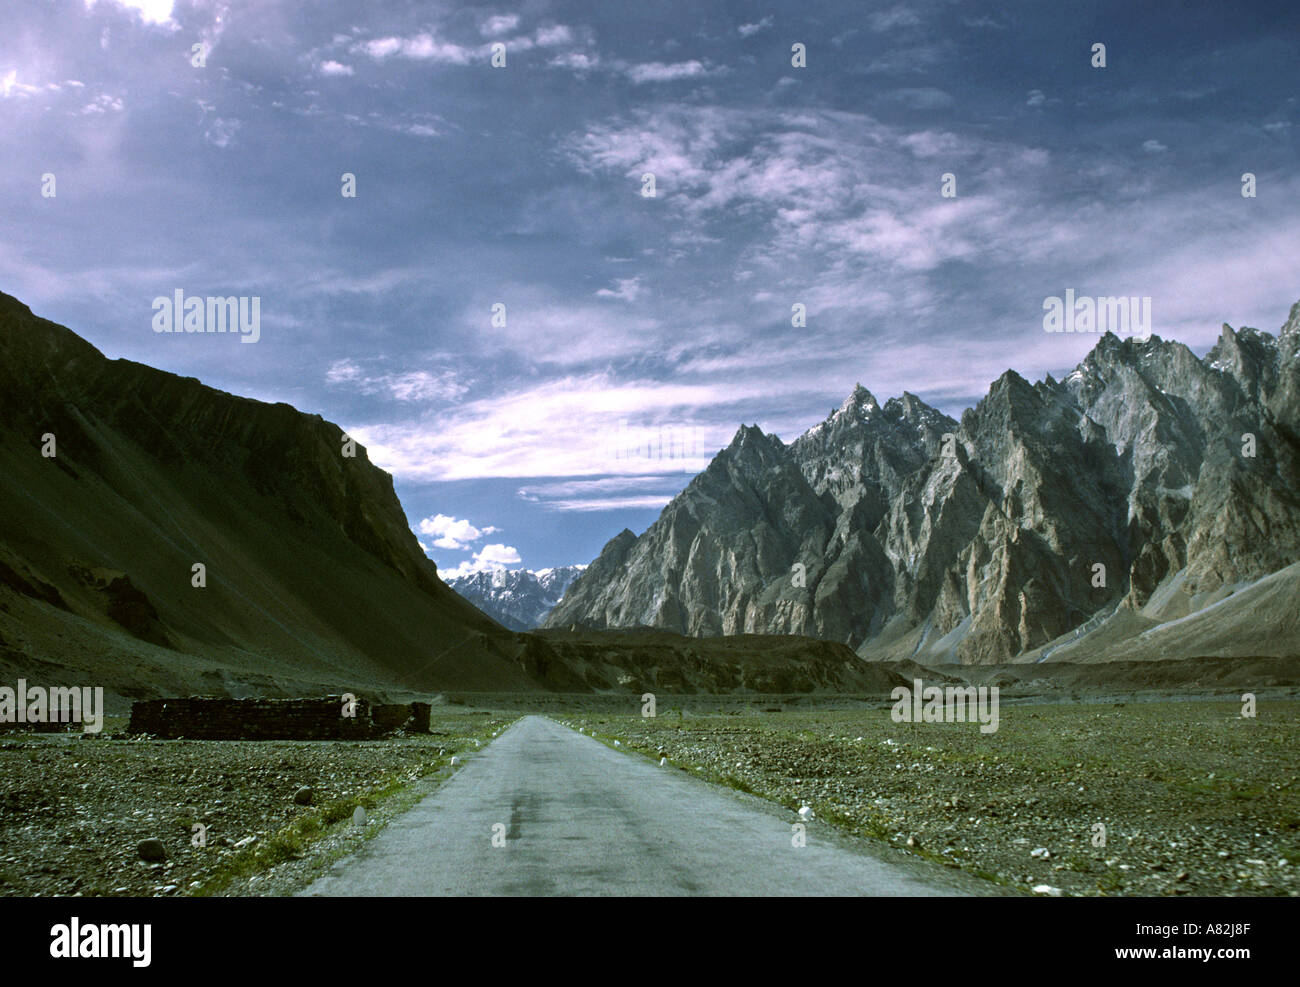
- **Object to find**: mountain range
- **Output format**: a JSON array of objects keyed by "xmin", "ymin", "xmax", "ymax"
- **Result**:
[
  {"xmin": 546, "ymin": 302, "xmax": 1300, "ymax": 665},
  {"xmin": 446, "ymin": 566, "xmax": 586, "ymax": 631},
  {"xmin": 0, "ymin": 291, "xmax": 882, "ymax": 700}
]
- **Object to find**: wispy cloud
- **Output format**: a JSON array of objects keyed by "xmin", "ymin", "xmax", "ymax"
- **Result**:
[
  {"xmin": 624, "ymin": 60, "xmax": 715, "ymax": 84},
  {"xmin": 480, "ymin": 14, "xmax": 519, "ymax": 38},
  {"xmin": 84, "ymin": 0, "xmax": 175, "ymax": 27},
  {"xmin": 6, "ymin": 0, "xmax": 1298, "ymax": 573},
  {"xmin": 354, "ymin": 32, "xmax": 474, "ymax": 64},
  {"xmin": 327, "ymin": 361, "xmax": 468, "ymax": 404}
]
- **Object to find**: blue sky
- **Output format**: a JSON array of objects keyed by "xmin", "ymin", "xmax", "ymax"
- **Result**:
[{"xmin": 2, "ymin": 0, "xmax": 1297, "ymax": 577}]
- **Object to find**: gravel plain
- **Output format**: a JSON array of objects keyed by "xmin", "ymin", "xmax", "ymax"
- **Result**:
[
  {"xmin": 0, "ymin": 712, "xmax": 513, "ymax": 897},
  {"xmin": 561, "ymin": 699, "xmax": 1300, "ymax": 896}
]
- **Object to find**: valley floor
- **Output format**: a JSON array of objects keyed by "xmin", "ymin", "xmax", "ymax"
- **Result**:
[
  {"xmin": 1, "ymin": 696, "xmax": 1296, "ymax": 897},
  {"xmin": 0, "ymin": 712, "xmax": 511, "ymax": 897},
  {"xmin": 561, "ymin": 698, "xmax": 1300, "ymax": 896}
]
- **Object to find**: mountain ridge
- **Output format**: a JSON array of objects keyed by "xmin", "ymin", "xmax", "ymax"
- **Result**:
[
  {"xmin": 446, "ymin": 565, "xmax": 587, "ymax": 630},
  {"xmin": 546, "ymin": 306, "xmax": 1300, "ymax": 665},
  {"xmin": 0, "ymin": 289, "xmax": 533, "ymax": 699}
]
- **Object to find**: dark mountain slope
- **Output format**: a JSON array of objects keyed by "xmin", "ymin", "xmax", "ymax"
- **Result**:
[{"xmin": 0, "ymin": 290, "xmax": 533, "ymax": 700}]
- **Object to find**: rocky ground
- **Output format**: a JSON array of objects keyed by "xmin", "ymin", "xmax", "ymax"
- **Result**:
[
  {"xmin": 0, "ymin": 712, "xmax": 513, "ymax": 897},
  {"xmin": 6, "ymin": 696, "xmax": 1297, "ymax": 898},
  {"xmin": 561, "ymin": 698, "xmax": 1300, "ymax": 896}
]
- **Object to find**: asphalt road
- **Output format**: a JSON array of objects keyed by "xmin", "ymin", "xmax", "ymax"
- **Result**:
[{"xmin": 300, "ymin": 714, "xmax": 978, "ymax": 896}]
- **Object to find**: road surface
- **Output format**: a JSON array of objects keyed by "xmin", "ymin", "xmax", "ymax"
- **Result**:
[{"xmin": 300, "ymin": 714, "xmax": 980, "ymax": 896}]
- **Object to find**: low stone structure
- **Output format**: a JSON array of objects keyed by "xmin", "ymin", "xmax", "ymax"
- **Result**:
[{"xmin": 125, "ymin": 696, "xmax": 431, "ymax": 740}]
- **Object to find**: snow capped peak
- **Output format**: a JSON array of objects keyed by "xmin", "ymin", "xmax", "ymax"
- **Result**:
[{"xmin": 446, "ymin": 564, "xmax": 588, "ymax": 630}]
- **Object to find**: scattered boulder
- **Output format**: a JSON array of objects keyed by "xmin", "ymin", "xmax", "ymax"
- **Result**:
[{"xmin": 136, "ymin": 838, "xmax": 166, "ymax": 863}]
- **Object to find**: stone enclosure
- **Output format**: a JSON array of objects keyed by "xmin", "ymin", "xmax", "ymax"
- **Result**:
[{"xmin": 125, "ymin": 696, "xmax": 432, "ymax": 739}]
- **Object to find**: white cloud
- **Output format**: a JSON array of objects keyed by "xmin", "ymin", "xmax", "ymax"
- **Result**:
[
  {"xmin": 81, "ymin": 93, "xmax": 125, "ymax": 114},
  {"xmin": 738, "ymin": 17, "xmax": 773, "ymax": 37},
  {"xmin": 326, "ymin": 361, "xmax": 467, "ymax": 403},
  {"xmin": 565, "ymin": 106, "xmax": 1061, "ymax": 277},
  {"xmin": 480, "ymin": 14, "xmax": 519, "ymax": 37},
  {"xmin": 1, "ymin": 70, "xmax": 37, "ymax": 98},
  {"xmin": 326, "ymin": 359, "xmax": 362, "ymax": 383},
  {"xmin": 625, "ymin": 60, "xmax": 712, "ymax": 84},
  {"xmin": 355, "ymin": 33, "xmax": 473, "ymax": 64},
  {"xmin": 84, "ymin": 0, "xmax": 175, "ymax": 26},
  {"xmin": 535, "ymin": 25, "xmax": 573, "ymax": 47},
  {"xmin": 203, "ymin": 117, "xmax": 240, "ymax": 147},
  {"xmin": 417, "ymin": 514, "xmax": 500, "ymax": 550},
  {"xmin": 347, "ymin": 374, "xmax": 745, "ymax": 481},
  {"xmin": 386, "ymin": 371, "xmax": 463, "ymax": 401},
  {"xmin": 595, "ymin": 276, "xmax": 644, "ymax": 302},
  {"xmin": 476, "ymin": 543, "xmax": 521, "ymax": 565},
  {"xmin": 1143, "ymin": 139, "xmax": 1168, "ymax": 153},
  {"xmin": 549, "ymin": 52, "xmax": 599, "ymax": 71},
  {"xmin": 403, "ymin": 123, "xmax": 440, "ymax": 138},
  {"xmin": 517, "ymin": 475, "xmax": 685, "ymax": 512},
  {"xmin": 440, "ymin": 543, "xmax": 523, "ymax": 577},
  {"xmin": 869, "ymin": 5, "xmax": 922, "ymax": 31},
  {"xmin": 538, "ymin": 495, "xmax": 673, "ymax": 513},
  {"xmin": 319, "ymin": 60, "xmax": 354, "ymax": 76}
]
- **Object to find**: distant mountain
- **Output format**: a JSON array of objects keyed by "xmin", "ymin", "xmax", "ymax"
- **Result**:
[
  {"xmin": 0, "ymin": 290, "xmax": 538, "ymax": 700},
  {"xmin": 446, "ymin": 565, "xmax": 586, "ymax": 630},
  {"xmin": 546, "ymin": 302, "xmax": 1300, "ymax": 665}
]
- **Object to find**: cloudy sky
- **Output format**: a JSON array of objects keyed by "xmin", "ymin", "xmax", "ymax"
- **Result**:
[{"xmin": 2, "ymin": 0, "xmax": 1297, "ymax": 576}]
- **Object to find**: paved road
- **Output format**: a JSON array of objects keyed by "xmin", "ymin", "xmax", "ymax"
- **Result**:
[{"xmin": 301, "ymin": 715, "xmax": 977, "ymax": 896}]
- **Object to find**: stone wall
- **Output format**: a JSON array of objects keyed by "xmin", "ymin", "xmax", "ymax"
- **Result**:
[{"xmin": 126, "ymin": 696, "xmax": 431, "ymax": 740}]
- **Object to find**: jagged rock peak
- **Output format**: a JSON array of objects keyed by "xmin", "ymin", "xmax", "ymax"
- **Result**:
[
  {"xmin": 550, "ymin": 298, "xmax": 1300, "ymax": 665},
  {"xmin": 727, "ymin": 423, "xmax": 783, "ymax": 452},
  {"xmin": 1282, "ymin": 299, "xmax": 1300, "ymax": 338},
  {"xmin": 837, "ymin": 383, "xmax": 880, "ymax": 418}
]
